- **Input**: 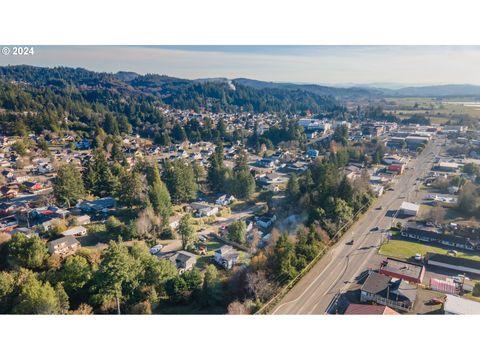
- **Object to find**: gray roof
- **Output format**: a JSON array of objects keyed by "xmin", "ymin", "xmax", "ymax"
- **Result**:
[
  {"xmin": 175, "ymin": 251, "xmax": 196, "ymax": 263},
  {"xmin": 427, "ymin": 252, "xmax": 480, "ymax": 270},
  {"xmin": 361, "ymin": 272, "xmax": 391, "ymax": 294},
  {"xmin": 47, "ymin": 235, "xmax": 79, "ymax": 252},
  {"xmin": 380, "ymin": 258, "xmax": 423, "ymax": 280}
]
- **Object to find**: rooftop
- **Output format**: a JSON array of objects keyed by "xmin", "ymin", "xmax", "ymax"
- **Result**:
[
  {"xmin": 444, "ymin": 294, "xmax": 480, "ymax": 315},
  {"xmin": 400, "ymin": 201, "xmax": 420, "ymax": 212},
  {"xmin": 380, "ymin": 257, "xmax": 424, "ymax": 280},
  {"xmin": 344, "ymin": 304, "xmax": 399, "ymax": 315}
]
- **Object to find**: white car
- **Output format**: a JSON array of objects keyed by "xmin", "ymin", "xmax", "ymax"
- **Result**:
[
  {"xmin": 149, "ymin": 244, "xmax": 163, "ymax": 255},
  {"xmin": 414, "ymin": 253, "xmax": 422, "ymax": 261}
]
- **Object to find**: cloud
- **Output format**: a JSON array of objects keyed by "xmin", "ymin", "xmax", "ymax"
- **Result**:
[{"xmin": 2, "ymin": 45, "xmax": 480, "ymax": 85}]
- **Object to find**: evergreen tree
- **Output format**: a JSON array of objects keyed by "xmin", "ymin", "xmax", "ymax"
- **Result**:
[
  {"xmin": 163, "ymin": 159, "xmax": 197, "ymax": 202},
  {"xmin": 7, "ymin": 233, "xmax": 48, "ymax": 270},
  {"xmin": 53, "ymin": 163, "xmax": 86, "ymax": 207},
  {"xmin": 148, "ymin": 180, "xmax": 172, "ymax": 226},
  {"xmin": 178, "ymin": 214, "xmax": 195, "ymax": 250}
]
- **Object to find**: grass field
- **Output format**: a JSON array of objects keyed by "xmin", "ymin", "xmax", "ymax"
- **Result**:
[
  {"xmin": 382, "ymin": 97, "xmax": 480, "ymax": 124},
  {"xmin": 378, "ymin": 239, "xmax": 480, "ymax": 262}
]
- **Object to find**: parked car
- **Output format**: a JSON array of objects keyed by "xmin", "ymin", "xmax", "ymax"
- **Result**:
[
  {"xmin": 414, "ymin": 253, "xmax": 422, "ymax": 261},
  {"xmin": 425, "ymin": 297, "xmax": 444, "ymax": 305},
  {"xmin": 149, "ymin": 244, "xmax": 163, "ymax": 255}
]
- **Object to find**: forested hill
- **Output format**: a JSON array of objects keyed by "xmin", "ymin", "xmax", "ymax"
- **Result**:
[
  {"xmin": 0, "ymin": 65, "xmax": 341, "ymax": 113},
  {"xmin": 0, "ymin": 65, "xmax": 342, "ymax": 136}
]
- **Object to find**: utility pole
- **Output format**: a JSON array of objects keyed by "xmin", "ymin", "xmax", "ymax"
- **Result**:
[{"xmin": 116, "ymin": 293, "xmax": 121, "ymax": 315}]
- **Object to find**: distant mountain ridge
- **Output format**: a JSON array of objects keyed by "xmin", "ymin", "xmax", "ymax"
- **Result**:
[
  {"xmin": 231, "ymin": 78, "xmax": 480, "ymax": 98},
  {"xmin": 1, "ymin": 65, "xmax": 480, "ymax": 104}
]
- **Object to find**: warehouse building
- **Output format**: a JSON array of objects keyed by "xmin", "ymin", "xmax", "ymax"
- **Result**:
[
  {"xmin": 399, "ymin": 201, "xmax": 420, "ymax": 216},
  {"xmin": 426, "ymin": 253, "xmax": 480, "ymax": 275}
]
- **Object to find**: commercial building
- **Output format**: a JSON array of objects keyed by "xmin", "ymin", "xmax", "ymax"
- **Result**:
[
  {"xmin": 379, "ymin": 257, "xmax": 425, "ymax": 284},
  {"xmin": 399, "ymin": 201, "xmax": 420, "ymax": 216},
  {"xmin": 426, "ymin": 253, "xmax": 480, "ymax": 275},
  {"xmin": 444, "ymin": 294, "xmax": 480, "ymax": 314},
  {"xmin": 438, "ymin": 162, "xmax": 460, "ymax": 172},
  {"xmin": 387, "ymin": 163, "xmax": 405, "ymax": 175},
  {"xmin": 402, "ymin": 227, "xmax": 479, "ymax": 251}
]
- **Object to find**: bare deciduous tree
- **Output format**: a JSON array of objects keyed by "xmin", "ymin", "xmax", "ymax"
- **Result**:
[
  {"xmin": 245, "ymin": 270, "xmax": 275, "ymax": 303},
  {"xmin": 227, "ymin": 300, "xmax": 249, "ymax": 315}
]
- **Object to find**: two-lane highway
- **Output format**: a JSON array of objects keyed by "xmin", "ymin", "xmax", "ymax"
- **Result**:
[{"xmin": 272, "ymin": 140, "xmax": 441, "ymax": 314}]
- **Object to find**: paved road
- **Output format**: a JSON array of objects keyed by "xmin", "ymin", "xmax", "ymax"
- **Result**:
[{"xmin": 272, "ymin": 139, "xmax": 442, "ymax": 314}]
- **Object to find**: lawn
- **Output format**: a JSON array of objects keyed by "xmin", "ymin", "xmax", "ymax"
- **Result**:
[
  {"xmin": 378, "ymin": 239, "xmax": 480, "ymax": 262},
  {"xmin": 195, "ymin": 238, "xmax": 224, "ymax": 270},
  {"xmin": 464, "ymin": 292, "xmax": 480, "ymax": 303},
  {"xmin": 195, "ymin": 237, "xmax": 249, "ymax": 270}
]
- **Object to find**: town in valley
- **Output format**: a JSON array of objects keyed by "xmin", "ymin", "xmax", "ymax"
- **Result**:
[{"xmin": 0, "ymin": 65, "xmax": 480, "ymax": 315}]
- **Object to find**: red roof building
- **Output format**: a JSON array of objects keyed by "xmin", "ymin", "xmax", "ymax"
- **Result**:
[
  {"xmin": 387, "ymin": 163, "xmax": 405, "ymax": 175},
  {"xmin": 344, "ymin": 304, "xmax": 399, "ymax": 315}
]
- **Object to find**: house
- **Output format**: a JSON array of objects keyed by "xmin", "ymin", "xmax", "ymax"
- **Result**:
[
  {"xmin": 360, "ymin": 272, "xmax": 417, "ymax": 312},
  {"xmin": 61, "ymin": 225, "xmax": 87, "ymax": 237},
  {"xmin": 22, "ymin": 181, "xmax": 43, "ymax": 193},
  {"xmin": 399, "ymin": 201, "xmax": 420, "ymax": 216},
  {"xmin": 47, "ymin": 235, "xmax": 81, "ymax": 257},
  {"xmin": 215, "ymin": 194, "xmax": 235, "ymax": 206},
  {"xmin": 0, "ymin": 215, "xmax": 18, "ymax": 231},
  {"xmin": 73, "ymin": 215, "xmax": 91, "ymax": 226},
  {"xmin": 1, "ymin": 185, "xmax": 18, "ymax": 199},
  {"xmin": 36, "ymin": 162, "xmax": 54, "ymax": 174},
  {"xmin": 172, "ymin": 251, "xmax": 197, "ymax": 272},
  {"xmin": 0, "ymin": 202, "xmax": 16, "ymax": 215},
  {"xmin": 256, "ymin": 157, "xmax": 277, "ymax": 169},
  {"xmin": 256, "ymin": 214, "xmax": 276, "ymax": 230},
  {"xmin": 306, "ymin": 149, "xmax": 319, "ymax": 158},
  {"xmin": 214, "ymin": 245, "xmax": 239, "ymax": 270},
  {"xmin": 78, "ymin": 197, "xmax": 116, "ymax": 213},
  {"xmin": 10, "ymin": 227, "xmax": 37, "ymax": 238},
  {"xmin": 265, "ymin": 183, "xmax": 281, "ymax": 192},
  {"xmin": 426, "ymin": 252, "xmax": 480, "ymax": 275},
  {"xmin": 74, "ymin": 139, "xmax": 92, "ymax": 150},
  {"xmin": 379, "ymin": 258, "xmax": 425, "ymax": 284},
  {"xmin": 189, "ymin": 202, "xmax": 219, "ymax": 218},
  {"xmin": 343, "ymin": 304, "xmax": 399, "ymax": 315}
]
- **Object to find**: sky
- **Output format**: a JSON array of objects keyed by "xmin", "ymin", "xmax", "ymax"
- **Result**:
[{"xmin": 2, "ymin": 45, "xmax": 480, "ymax": 87}]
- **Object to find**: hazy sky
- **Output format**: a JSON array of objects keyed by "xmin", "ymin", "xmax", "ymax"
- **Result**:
[{"xmin": 2, "ymin": 45, "xmax": 480, "ymax": 86}]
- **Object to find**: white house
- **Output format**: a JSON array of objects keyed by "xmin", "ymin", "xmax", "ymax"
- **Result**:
[
  {"xmin": 214, "ymin": 245, "xmax": 239, "ymax": 270},
  {"xmin": 61, "ymin": 225, "xmax": 87, "ymax": 237},
  {"xmin": 215, "ymin": 194, "xmax": 235, "ymax": 206}
]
